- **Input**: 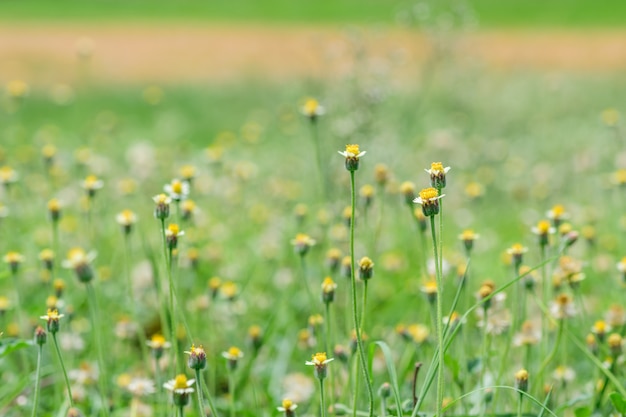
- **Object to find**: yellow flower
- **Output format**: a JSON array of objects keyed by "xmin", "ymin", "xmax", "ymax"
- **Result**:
[
  {"xmin": 116, "ymin": 209, "xmax": 137, "ymax": 227},
  {"xmin": 82, "ymin": 175, "xmax": 103, "ymax": 192},
  {"xmin": 163, "ymin": 374, "xmax": 195, "ymax": 394},
  {"xmin": 306, "ymin": 352, "xmax": 333, "ymax": 366},
  {"xmin": 414, "ymin": 187, "xmax": 444, "ymax": 217},
  {"xmin": 0, "ymin": 166, "xmax": 18, "ymax": 184},
  {"xmin": 222, "ymin": 346, "xmax": 244, "ymax": 361},
  {"xmin": 278, "ymin": 398, "xmax": 298, "ymax": 413},
  {"xmin": 301, "ymin": 98, "xmax": 325, "ymax": 119},
  {"xmin": 338, "ymin": 144, "xmax": 366, "ymax": 171}
]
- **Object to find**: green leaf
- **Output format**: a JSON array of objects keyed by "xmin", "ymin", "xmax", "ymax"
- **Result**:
[
  {"xmin": 0, "ymin": 338, "xmax": 32, "ymax": 358},
  {"xmin": 574, "ymin": 406, "xmax": 592, "ymax": 417},
  {"xmin": 372, "ymin": 341, "xmax": 404, "ymax": 417},
  {"xmin": 610, "ymin": 392, "xmax": 626, "ymax": 414},
  {"xmin": 444, "ymin": 354, "xmax": 460, "ymax": 380}
]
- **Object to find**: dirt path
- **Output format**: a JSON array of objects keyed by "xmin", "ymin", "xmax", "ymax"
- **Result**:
[{"xmin": 1, "ymin": 23, "xmax": 625, "ymax": 84}]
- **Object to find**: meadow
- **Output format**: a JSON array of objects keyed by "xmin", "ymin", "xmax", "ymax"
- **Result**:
[{"xmin": 2, "ymin": 4, "xmax": 626, "ymax": 417}]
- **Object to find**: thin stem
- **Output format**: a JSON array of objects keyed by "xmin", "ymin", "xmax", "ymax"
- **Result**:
[
  {"xmin": 52, "ymin": 333, "xmax": 74, "ymax": 407},
  {"xmin": 300, "ymin": 256, "xmax": 315, "ymax": 307},
  {"xmin": 349, "ymin": 170, "xmax": 374, "ymax": 417},
  {"xmin": 86, "ymin": 282, "xmax": 110, "ymax": 417},
  {"xmin": 161, "ymin": 219, "xmax": 180, "ymax": 372},
  {"xmin": 360, "ymin": 280, "xmax": 368, "ymax": 333},
  {"xmin": 380, "ymin": 396, "xmax": 387, "ymax": 417},
  {"xmin": 324, "ymin": 302, "xmax": 335, "ymax": 408},
  {"xmin": 537, "ymin": 319, "xmax": 564, "ymax": 384},
  {"xmin": 196, "ymin": 368, "xmax": 219, "ymax": 417},
  {"xmin": 229, "ymin": 369, "xmax": 235, "ymax": 417},
  {"xmin": 124, "ymin": 234, "xmax": 150, "ymax": 367},
  {"xmin": 31, "ymin": 344, "xmax": 43, "ymax": 417},
  {"xmin": 429, "ymin": 215, "xmax": 444, "ymax": 417},
  {"xmin": 517, "ymin": 393, "xmax": 523, "ymax": 417},
  {"xmin": 320, "ymin": 378, "xmax": 326, "ymax": 417}
]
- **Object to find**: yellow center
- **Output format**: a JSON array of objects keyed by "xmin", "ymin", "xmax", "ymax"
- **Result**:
[
  {"xmin": 556, "ymin": 293, "xmax": 572, "ymax": 306},
  {"xmin": 359, "ymin": 257, "xmax": 374, "ymax": 269},
  {"xmin": 312, "ymin": 352, "xmax": 328, "ymax": 363},
  {"xmin": 67, "ymin": 247, "xmax": 86, "ymax": 261},
  {"xmin": 121, "ymin": 210, "xmax": 135, "ymax": 222},
  {"xmin": 180, "ymin": 165, "xmax": 195, "ymax": 179},
  {"xmin": 155, "ymin": 194, "xmax": 168, "ymax": 204},
  {"xmin": 304, "ymin": 98, "xmax": 319, "ymax": 115},
  {"xmin": 551, "ymin": 205, "xmax": 565, "ymax": 217},
  {"xmin": 228, "ymin": 346, "xmax": 242, "ymax": 357},
  {"xmin": 430, "ymin": 162, "xmax": 445, "ymax": 173},
  {"xmin": 345, "ymin": 144, "xmax": 360, "ymax": 156},
  {"xmin": 510, "ymin": 243, "xmax": 526, "ymax": 254},
  {"xmin": 221, "ymin": 282, "xmax": 238, "ymax": 298},
  {"xmin": 172, "ymin": 180, "xmax": 183, "ymax": 194},
  {"xmin": 400, "ymin": 181, "xmax": 415, "ymax": 195},
  {"xmin": 47, "ymin": 308, "xmax": 61, "ymax": 320},
  {"xmin": 168, "ymin": 224, "xmax": 180, "ymax": 235},
  {"xmin": 515, "ymin": 369, "xmax": 529, "ymax": 381},
  {"xmin": 594, "ymin": 320, "xmax": 606, "ymax": 333},
  {"xmin": 85, "ymin": 175, "xmax": 99, "ymax": 188},
  {"xmin": 322, "ymin": 277, "xmax": 336, "ymax": 293},
  {"xmin": 461, "ymin": 229, "xmax": 476, "ymax": 240},
  {"xmin": 419, "ymin": 187, "xmax": 439, "ymax": 201},
  {"xmin": 248, "ymin": 325, "xmax": 261, "ymax": 338},
  {"xmin": 151, "ymin": 334, "xmax": 166, "ymax": 347},
  {"xmin": 608, "ymin": 333, "xmax": 622, "ymax": 348},
  {"xmin": 282, "ymin": 399, "xmax": 294, "ymax": 409},
  {"xmin": 5, "ymin": 252, "xmax": 22, "ymax": 263},
  {"xmin": 537, "ymin": 220, "xmax": 551, "ymax": 233},
  {"xmin": 173, "ymin": 374, "xmax": 189, "ymax": 390}
]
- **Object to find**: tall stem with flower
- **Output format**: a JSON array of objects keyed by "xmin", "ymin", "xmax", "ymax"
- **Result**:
[{"xmin": 339, "ymin": 144, "xmax": 374, "ymax": 417}]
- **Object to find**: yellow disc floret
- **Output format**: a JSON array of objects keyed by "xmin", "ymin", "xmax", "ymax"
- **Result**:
[{"xmin": 419, "ymin": 187, "xmax": 439, "ymax": 201}]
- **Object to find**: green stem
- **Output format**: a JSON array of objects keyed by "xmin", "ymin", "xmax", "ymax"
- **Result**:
[
  {"xmin": 360, "ymin": 280, "xmax": 368, "ymax": 334},
  {"xmin": 161, "ymin": 219, "xmax": 180, "ymax": 372},
  {"xmin": 310, "ymin": 121, "xmax": 327, "ymax": 200},
  {"xmin": 349, "ymin": 170, "xmax": 374, "ymax": 417},
  {"xmin": 429, "ymin": 215, "xmax": 444, "ymax": 417},
  {"xmin": 124, "ymin": 234, "xmax": 150, "ymax": 367},
  {"xmin": 196, "ymin": 368, "xmax": 219, "ymax": 417},
  {"xmin": 194, "ymin": 369, "xmax": 206, "ymax": 417},
  {"xmin": 86, "ymin": 282, "xmax": 110, "ymax": 417},
  {"xmin": 320, "ymin": 378, "xmax": 326, "ymax": 417},
  {"xmin": 324, "ymin": 302, "xmax": 335, "ymax": 408},
  {"xmin": 31, "ymin": 344, "xmax": 43, "ymax": 417},
  {"xmin": 229, "ymin": 369, "xmax": 235, "ymax": 417},
  {"xmin": 380, "ymin": 396, "xmax": 387, "ymax": 417},
  {"xmin": 517, "ymin": 393, "xmax": 523, "ymax": 417},
  {"xmin": 52, "ymin": 333, "xmax": 74, "ymax": 407},
  {"xmin": 537, "ymin": 319, "xmax": 564, "ymax": 384}
]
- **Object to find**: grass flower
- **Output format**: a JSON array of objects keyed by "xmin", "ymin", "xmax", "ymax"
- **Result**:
[
  {"xmin": 550, "ymin": 293, "xmax": 577, "ymax": 320},
  {"xmin": 358, "ymin": 256, "xmax": 374, "ymax": 280},
  {"xmin": 305, "ymin": 352, "xmax": 333, "ymax": 379},
  {"xmin": 126, "ymin": 377, "xmax": 156, "ymax": 397},
  {"xmin": 413, "ymin": 187, "xmax": 444, "ymax": 217},
  {"xmin": 291, "ymin": 233, "xmax": 316, "ymax": 256},
  {"xmin": 48, "ymin": 198, "xmax": 62, "ymax": 222},
  {"xmin": 325, "ymin": 248, "xmax": 341, "ymax": 273},
  {"xmin": 425, "ymin": 162, "xmax": 450, "ymax": 189},
  {"xmin": 116, "ymin": 209, "xmax": 137, "ymax": 234},
  {"xmin": 400, "ymin": 181, "xmax": 416, "ymax": 205},
  {"xmin": 3, "ymin": 251, "xmax": 24, "ymax": 274},
  {"xmin": 146, "ymin": 334, "xmax": 171, "ymax": 360},
  {"xmin": 40, "ymin": 308, "xmax": 64, "ymax": 334},
  {"xmin": 222, "ymin": 346, "xmax": 244, "ymax": 370},
  {"xmin": 338, "ymin": 144, "xmax": 366, "ymax": 171},
  {"xmin": 0, "ymin": 166, "xmax": 19, "ymax": 187},
  {"xmin": 164, "ymin": 178, "xmax": 190, "ymax": 202},
  {"xmin": 185, "ymin": 344, "xmax": 207, "ymax": 370},
  {"xmin": 165, "ymin": 223, "xmax": 185, "ymax": 250},
  {"xmin": 153, "ymin": 194, "xmax": 172, "ymax": 220},
  {"xmin": 374, "ymin": 163, "xmax": 389, "ymax": 186},
  {"xmin": 301, "ymin": 98, "xmax": 325, "ymax": 121},
  {"xmin": 81, "ymin": 174, "xmax": 104, "ymax": 198},
  {"xmin": 62, "ymin": 248, "xmax": 96, "ymax": 283},
  {"xmin": 459, "ymin": 229, "xmax": 480, "ymax": 254},
  {"xmin": 164, "ymin": 374, "xmax": 195, "ymax": 407},
  {"xmin": 547, "ymin": 204, "xmax": 568, "ymax": 228},
  {"xmin": 532, "ymin": 220, "xmax": 554, "ymax": 247},
  {"xmin": 38, "ymin": 249, "xmax": 54, "ymax": 271},
  {"xmin": 321, "ymin": 277, "xmax": 337, "ymax": 304},
  {"xmin": 277, "ymin": 398, "xmax": 298, "ymax": 416}
]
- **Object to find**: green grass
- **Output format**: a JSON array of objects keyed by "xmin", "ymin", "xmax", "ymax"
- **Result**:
[
  {"xmin": 0, "ymin": 0, "xmax": 625, "ymax": 27},
  {"xmin": 1, "ymin": 65, "xmax": 626, "ymax": 416}
]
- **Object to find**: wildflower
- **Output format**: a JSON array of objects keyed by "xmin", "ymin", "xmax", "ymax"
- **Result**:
[
  {"xmin": 591, "ymin": 320, "xmax": 610, "ymax": 342},
  {"xmin": 513, "ymin": 321, "xmax": 541, "ymax": 347},
  {"xmin": 81, "ymin": 175, "xmax": 104, "ymax": 198},
  {"xmin": 146, "ymin": 334, "xmax": 171, "ymax": 359},
  {"xmin": 34, "ymin": 325, "xmax": 47, "ymax": 346},
  {"xmin": 374, "ymin": 164, "xmax": 389, "ymax": 187},
  {"xmin": 608, "ymin": 333, "xmax": 623, "ymax": 356},
  {"xmin": 165, "ymin": 224, "xmax": 184, "ymax": 250},
  {"xmin": 54, "ymin": 279, "xmax": 66, "ymax": 298},
  {"xmin": 222, "ymin": 346, "xmax": 244, "ymax": 371},
  {"xmin": 0, "ymin": 166, "xmax": 18, "ymax": 187},
  {"xmin": 305, "ymin": 352, "xmax": 334, "ymax": 380},
  {"xmin": 39, "ymin": 249, "xmax": 54, "ymax": 271},
  {"xmin": 308, "ymin": 314, "xmax": 324, "ymax": 332},
  {"xmin": 414, "ymin": 187, "xmax": 444, "ymax": 217},
  {"xmin": 48, "ymin": 198, "xmax": 62, "ymax": 222},
  {"xmin": 550, "ymin": 293, "xmax": 576, "ymax": 320},
  {"xmin": 153, "ymin": 194, "xmax": 171, "ymax": 220},
  {"xmin": 582, "ymin": 225, "xmax": 596, "ymax": 246},
  {"xmin": 62, "ymin": 248, "xmax": 96, "ymax": 283},
  {"xmin": 208, "ymin": 277, "xmax": 221, "ymax": 299},
  {"xmin": 181, "ymin": 199, "xmax": 197, "ymax": 221},
  {"xmin": 298, "ymin": 328, "xmax": 315, "ymax": 349},
  {"xmin": 278, "ymin": 398, "xmax": 298, "ymax": 416},
  {"xmin": 515, "ymin": 369, "xmax": 529, "ymax": 393},
  {"xmin": 425, "ymin": 162, "xmax": 451, "ymax": 190},
  {"xmin": 338, "ymin": 144, "xmax": 366, "ymax": 172},
  {"xmin": 519, "ymin": 265, "xmax": 537, "ymax": 291},
  {"xmin": 301, "ymin": 98, "xmax": 325, "ymax": 121},
  {"xmin": 586, "ymin": 333, "xmax": 599, "ymax": 355},
  {"xmin": 126, "ymin": 377, "xmax": 156, "ymax": 397},
  {"xmin": 185, "ymin": 344, "xmax": 207, "ymax": 370},
  {"xmin": 558, "ymin": 256, "xmax": 585, "ymax": 289},
  {"xmin": 0, "ymin": 296, "xmax": 10, "ymax": 315},
  {"xmin": 179, "ymin": 165, "xmax": 196, "ymax": 183},
  {"xmin": 358, "ymin": 256, "xmax": 374, "ymax": 280},
  {"xmin": 164, "ymin": 179, "xmax": 189, "ymax": 202},
  {"xmin": 465, "ymin": 181, "xmax": 485, "ymax": 199},
  {"xmin": 400, "ymin": 181, "xmax": 416, "ymax": 205},
  {"xmin": 459, "ymin": 229, "xmax": 479, "ymax": 254},
  {"xmin": 552, "ymin": 366, "xmax": 575, "ymax": 385},
  {"xmin": 42, "ymin": 144, "xmax": 57, "ymax": 166},
  {"xmin": 116, "ymin": 209, "xmax": 137, "ymax": 234},
  {"xmin": 406, "ymin": 323, "xmax": 429, "ymax": 344},
  {"xmin": 220, "ymin": 281, "xmax": 238, "ymax": 301},
  {"xmin": 506, "ymin": 244, "xmax": 528, "ymax": 270},
  {"xmin": 477, "ymin": 282, "xmax": 495, "ymax": 309},
  {"xmin": 360, "ymin": 184, "xmax": 375, "ymax": 208},
  {"xmin": 413, "ymin": 208, "xmax": 427, "ymax": 232},
  {"xmin": 333, "ymin": 345, "xmax": 349, "ymax": 363},
  {"xmin": 325, "ymin": 248, "xmax": 342, "ymax": 273},
  {"xmin": 46, "ymin": 295, "xmax": 59, "ymax": 310},
  {"xmin": 378, "ymin": 382, "xmax": 391, "ymax": 399},
  {"xmin": 41, "ymin": 308, "xmax": 64, "ymax": 334},
  {"xmin": 3, "ymin": 251, "xmax": 24, "ymax": 274},
  {"xmin": 547, "ymin": 204, "xmax": 568, "ymax": 228},
  {"xmin": 532, "ymin": 220, "xmax": 554, "ymax": 248},
  {"xmin": 291, "ymin": 233, "xmax": 316, "ymax": 256},
  {"xmin": 248, "ymin": 325, "xmax": 263, "ymax": 352},
  {"xmin": 606, "ymin": 305, "xmax": 626, "ymax": 328},
  {"xmin": 163, "ymin": 374, "xmax": 195, "ymax": 407},
  {"xmin": 187, "ymin": 248, "xmax": 199, "ymax": 269},
  {"xmin": 421, "ymin": 280, "xmax": 438, "ymax": 304},
  {"xmin": 321, "ymin": 277, "xmax": 337, "ymax": 304}
]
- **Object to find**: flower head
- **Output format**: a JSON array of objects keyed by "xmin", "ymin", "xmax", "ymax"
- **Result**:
[
  {"xmin": 164, "ymin": 179, "xmax": 190, "ymax": 202},
  {"xmin": 425, "ymin": 162, "xmax": 451, "ymax": 189},
  {"xmin": 163, "ymin": 374, "xmax": 195, "ymax": 407},
  {"xmin": 550, "ymin": 293, "xmax": 576, "ymax": 320},
  {"xmin": 291, "ymin": 233, "xmax": 316, "ymax": 256},
  {"xmin": 82, "ymin": 175, "xmax": 103, "ymax": 197},
  {"xmin": 414, "ymin": 187, "xmax": 444, "ymax": 217},
  {"xmin": 48, "ymin": 198, "xmax": 62, "ymax": 222},
  {"xmin": 301, "ymin": 98, "xmax": 325, "ymax": 120},
  {"xmin": 321, "ymin": 277, "xmax": 337, "ymax": 304},
  {"xmin": 547, "ymin": 204, "xmax": 568, "ymax": 227},
  {"xmin": 0, "ymin": 166, "xmax": 18, "ymax": 185},
  {"xmin": 62, "ymin": 248, "xmax": 96, "ymax": 283},
  {"xmin": 185, "ymin": 344, "xmax": 207, "ymax": 370},
  {"xmin": 277, "ymin": 398, "xmax": 298, "ymax": 415},
  {"xmin": 515, "ymin": 369, "xmax": 529, "ymax": 393},
  {"xmin": 126, "ymin": 377, "xmax": 156, "ymax": 397},
  {"xmin": 358, "ymin": 256, "xmax": 374, "ymax": 280},
  {"xmin": 41, "ymin": 308, "xmax": 65, "ymax": 334},
  {"xmin": 165, "ymin": 224, "xmax": 185, "ymax": 250},
  {"xmin": 222, "ymin": 346, "xmax": 244, "ymax": 370},
  {"xmin": 305, "ymin": 352, "xmax": 334, "ymax": 379},
  {"xmin": 338, "ymin": 144, "xmax": 366, "ymax": 171},
  {"xmin": 459, "ymin": 229, "xmax": 480, "ymax": 253},
  {"xmin": 3, "ymin": 251, "xmax": 24, "ymax": 274},
  {"xmin": 146, "ymin": 334, "xmax": 171, "ymax": 359},
  {"xmin": 116, "ymin": 209, "xmax": 137, "ymax": 234},
  {"xmin": 153, "ymin": 194, "xmax": 171, "ymax": 220}
]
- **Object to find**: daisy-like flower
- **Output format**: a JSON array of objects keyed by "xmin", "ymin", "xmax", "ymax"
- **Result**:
[
  {"xmin": 405, "ymin": 323, "xmax": 430, "ymax": 344},
  {"xmin": 0, "ymin": 166, "xmax": 18, "ymax": 187},
  {"xmin": 165, "ymin": 224, "xmax": 184, "ymax": 250},
  {"xmin": 163, "ymin": 374, "xmax": 195, "ymax": 407},
  {"xmin": 547, "ymin": 204, "xmax": 568, "ymax": 228},
  {"xmin": 39, "ymin": 249, "xmax": 54, "ymax": 271},
  {"xmin": 41, "ymin": 308, "xmax": 65, "ymax": 334},
  {"xmin": 185, "ymin": 344, "xmax": 207, "ymax": 370},
  {"xmin": 592, "ymin": 320, "xmax": 611, "ymax": 343},
  {"xmin": 116, "ymin": 209, "xmax": 137, "ymax": 235},
  {"xmin": 301, "ymin": 98, "xmax": 325, "ymax": 121},
  {"xmin": 358, "ymin": 256, "xmax": 374, "ymax": 280},
  {"xmin": 291, "ymin": 233, "xmax": 316, "ymax": 256},
  {"xmin": 248, "ymin": 325, "xmax": 264, "ymax": 352},
  {"xmin": 126, "ymin": 377, "xmax": 156, "ymax": 397},
  {"xmin": 613, "ymin": 169, "xmax": 626, "ymax": 187},
  {"xmin": 164, "ymin": 178, "xmax": 190, "ymax": 202},
  {"xmin": 360, "ymin": 184, "xmax": 375, "ymax": 207},
  {"xmin": 146, "ymin": 334, "xmax": 171, "ymax": 359},
  {"xmin": 47, "ymin": 198, "xmax": 62, "ymax": 222},
  {"xmin": 425, "ymin": 162, "xmax": 451, "ymax": 190},
  {"xmin": 81, "ymin": 175, "xmax": 104, "ymax": 198},
  {"xmin": 400, "ymin": 181, "xmax": 416, "ymax": 205},
  {"xmin": 532, "ymin": 220, "xmax": 555, "ymax": 247},
  {"xmin": 338, "ymin": 144, "xmax": 366, "ymax": 172},
  {"xmin": 220, "ymin": 281, "xmax": 238, "ymax": 301},
  {"xmin": 222, "ymin": 346, "xmax": 244, "ymax": 371},
  {"xmin": 62, "ymin": 248, "xmax": 96, "ymax": 283},
  {"xmin": 608, "ymin": 333, "xmax": 623, "ymax": 356},
  {"xmin": 413, "ymin": 187, "xmax": 444, "ymax": 217},
  {"xmin": 549, "ymin": 293, "xmax": 577, "ymax": 320},
  {"xmin": 459, "ymin": 229, "xmax": 480, "ymax": 254},
  {"xmin": 421, "ymin": 280, "xmax": 438, "ymax": 304},
  {"xmin": 515, "ymin": 369, "xmax": 529, "ymax": 393},
  {"xmin": 305, "ymin": 352, "xmax": 334, "ymax": 380},
  {"xmin": 321, "ymin": 277, "xmax": 337, "ymax": 304},
  {"xmin": 374, "ymin": 163, "xmax": 389, "ymax": 186},
  {"xmin": 325, "ymin": 248, "xmax": 342, "ymax": 273},
  {"xmin": 506, "ymin": 243, "xmax": 528, "ymax": 269},
  {"xmin": 4, "ymin": 251, "xmax": 24, "ymax": 274},
  {"xmin": 513, "ymin": 321, "xmax": 541, "ymax": 347},
  {"xmin": 552, "ymin": 366, "xmax": 575, "ymax": 385},
  {"xmin": 153, "ymin": 193, "xmax": 171, "ymax": 220},
  {"xmin": 277, "ymin": 398, "xmax": 298, "ymax": 416}
]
